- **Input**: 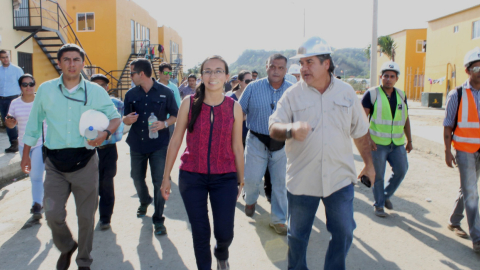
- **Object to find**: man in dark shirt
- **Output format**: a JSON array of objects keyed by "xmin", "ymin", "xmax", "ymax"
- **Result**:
[{"xmin": 123, "ymin": 58, "xmax": 178, "ymax": 235}]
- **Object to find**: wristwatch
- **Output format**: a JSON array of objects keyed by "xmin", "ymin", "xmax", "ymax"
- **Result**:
[
  {"xmin": 286, "ymin": 126, "xmax": 292, "ymax": 139},
  {"xmin": 103, "ymin": 129, "xmax": 112, "ymax": 140},
  {"xmin": 164, "ymin": 121, "xmax": 169, "ymax": 128}
]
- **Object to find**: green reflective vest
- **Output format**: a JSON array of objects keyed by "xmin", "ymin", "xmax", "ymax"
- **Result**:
[{"xmin": 369, "ymin": 86, "xmax": 408, "ymax": 146}]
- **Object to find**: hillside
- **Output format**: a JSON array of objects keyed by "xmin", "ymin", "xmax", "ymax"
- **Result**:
[{"xmin": 228, "ymin": 48, "xmax": 369, "ymax": 78}]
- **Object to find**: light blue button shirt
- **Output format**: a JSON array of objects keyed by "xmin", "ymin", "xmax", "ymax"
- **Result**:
[{"xmin": 0, "ymin": 64, "xmax": 24, "ymax": 97}]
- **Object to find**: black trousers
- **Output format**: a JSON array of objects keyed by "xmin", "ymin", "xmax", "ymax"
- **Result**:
[{"xmin": 97, "ymin": 144, "xmax": 118, "ymax": 223}]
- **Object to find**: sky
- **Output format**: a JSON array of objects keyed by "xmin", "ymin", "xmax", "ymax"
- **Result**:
[{"xmin": 134, "ymin": 0, "xmax": 480, "ymax": 69}]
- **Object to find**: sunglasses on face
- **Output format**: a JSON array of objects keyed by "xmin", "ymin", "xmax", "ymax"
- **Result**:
[
  {"xmin": 21, "ymin": 82, "xmax": 35, "ymax": 87},
  {"xmin": 244, "ymin": 79, "xmax": 252, "ymax": 84},
  {"xmin": 471, "ymin": 66, "xmax": 480, "ymax": 73},
  {"xmin": 130, "ymin": 71, "xmax": 138, "ymax": 77},
  {"xmin": 163, "ymin": 71, "xmax": 172, "ymax": 75}
]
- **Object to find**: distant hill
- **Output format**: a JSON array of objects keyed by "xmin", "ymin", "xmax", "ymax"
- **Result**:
[{"xmin": 228, "ymin": 48, "xmax": 369, "ymax": 78}]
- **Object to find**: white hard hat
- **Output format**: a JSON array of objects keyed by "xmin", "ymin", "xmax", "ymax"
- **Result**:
[
  {"xmin": 380, "ymin": 61, "xmax": 401, "ymax": 76},
  {"xmin": 290, "ymin": 36, "xmax": 332, "ymax": 59},
  {"xmin": 288, "ymin": 64, "xmax": 301, "ymax": 74},
  {"xmin": 464, "ymin": 47, "xmax": 480, "ymax": 68},
  {"xmin": 79, "ymin": 110, "xmax": 109, "ymax": 136}
]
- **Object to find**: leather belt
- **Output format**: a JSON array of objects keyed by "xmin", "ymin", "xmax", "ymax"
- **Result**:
[
  {"xmin": 0, "ymin": 95, "xmax": 19, "ymax": 100},
  {"xmin": 97, "ymin": 143, "xmax": 115, "ymax": 150}
]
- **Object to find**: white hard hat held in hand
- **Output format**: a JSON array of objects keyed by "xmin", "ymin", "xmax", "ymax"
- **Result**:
[
  {"xmin": 288, "ymin": 64, "xmax": 301, "ymax": 74},
  {"xmin": 290, "ymin": 36, "xmax": 333, "ymax": 59},
  {"xmin": 380, "ymin": 61, "xmax": 401, "ymax": 76},
  {"xmin": 464, "ymin": 47, "xmax": 480, "ymax": 68}
]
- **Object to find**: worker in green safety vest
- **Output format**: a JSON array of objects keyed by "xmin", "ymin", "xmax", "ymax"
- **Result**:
[{"xmin": 361, "ymin": 61, "xmax": 413, "ymax": 218}]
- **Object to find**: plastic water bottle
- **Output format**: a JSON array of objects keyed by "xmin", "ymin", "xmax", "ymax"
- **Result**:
[
  {"xmin": 84, "ymin": 126, "xmax": 98, "ymax": 149},
  {"xmin": 148, "ymin": 113, "xmax": 158, "ymax": 139}
]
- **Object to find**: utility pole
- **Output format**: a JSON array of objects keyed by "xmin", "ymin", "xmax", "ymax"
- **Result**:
[
  {"xmin": 370, "ymin": 0, "xmax": 378, "ymax": 87},
  {"xmin": 303, "ymin": 8, "xmax": 305, "ymax": 37}
]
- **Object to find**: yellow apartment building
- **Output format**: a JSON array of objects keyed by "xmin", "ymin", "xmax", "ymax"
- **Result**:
[
  {"xmin": 67, "ymin": 0, "xmax": 184, "ymax": 98},
  {"xmin": 423, "ymin": 4, "xmax": 480, "ymax": 99},
  {"xmin": 1, "ymin": 0, "xmax": 71, "ymax": 85},
  {"xmin": 158, "ymin": 26, "xmax": 183, "ymax": 70},
  {"xmin": 376, "ymin": 29, "xmax": 427, "ymax": 100}
]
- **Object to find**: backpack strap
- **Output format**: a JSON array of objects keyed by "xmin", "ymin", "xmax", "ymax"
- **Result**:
[{"xmin": 453, "ymin": 86, "xmax": 463, "ymax": 133}]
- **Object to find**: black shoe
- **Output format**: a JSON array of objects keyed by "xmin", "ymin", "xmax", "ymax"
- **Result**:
[
  {"xmin": 30, "ymin": 203, "xmax": 43, "ymax": 220},
  {"xmin": 245, "ymin": 203, "xmax": 256, "ymax": 217},
  {"xmin": 384, "ymin": 199, "xmax": 393, "ymax": 210},
  {"xmin": 137, "ymin": 202, "xmax": 150, "ymax": 217},
  {"xmin": 100, "ymin": 221, "xmax": 111, "ymax": 231},
  {"xmin": 374, "ymin": 207, "xmax": 387, "ymax": 217},
  {"xmin": 154, "ymin": 223, "xmax": 167, "ymax": 235},
  {"xmin": 5, "ymin": 140, "xmax": 18, "ymax": 153},
  {"xmin": 78, "ymin": 267, "xmax": 91, "ymax": 270},
  {"xmin": 57, "ymin": 242, "xmax": 78, "ymax": 270}
]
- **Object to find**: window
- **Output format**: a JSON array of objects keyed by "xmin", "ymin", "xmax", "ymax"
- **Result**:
[
  {"xmin": 414, "ymin": 75, "xmax": 424, "ymax": 87},
  {"xmin": 77, "ymin": 13, "xmax": 95, "ymax": 31},
  {"xmin": 136, "ymin": 23, "xmax": 141, "ymax": 40},
  {"xmin": 416, "ymin": 40, "xmax": 426, "ymax": 53},
  {"xmin": 146, "ymin": 28, "xmax": 150, "ymax": 41},
  {"xmin": 142, "ymin": 26, "xmax": 146, "ymax": 40},
  {"xmin": 454, "ymin": 26, "xmax": 459, "ymax": 33},
  {"xmin": 473, "ymin": 20, "xmax": 480, "ymax": 39}
]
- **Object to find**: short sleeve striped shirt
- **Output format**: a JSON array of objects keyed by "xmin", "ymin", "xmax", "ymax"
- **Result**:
[{"xmin": 238, "ymin": 77, "xmax": 292, "ymax": 135}]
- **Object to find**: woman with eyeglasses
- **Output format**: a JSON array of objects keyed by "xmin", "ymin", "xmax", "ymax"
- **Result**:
[
  {"xmin": 226, "ymin": 70, "xmax": 251, "ymax": 146},
  {"xmin": 160, "ymin": 55, "xmax": 244, "ymax": 270},
  {"xmin": 5, "ymin": 74, "xmax": 46, "ymax": 220}
]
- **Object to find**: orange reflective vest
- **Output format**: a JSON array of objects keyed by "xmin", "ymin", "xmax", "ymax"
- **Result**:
[{"xmin": 452, "ymin": 88, "xmax": 480, "ymax": 153}]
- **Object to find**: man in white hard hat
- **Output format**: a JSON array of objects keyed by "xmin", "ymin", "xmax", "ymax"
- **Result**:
[
  {"xmin": 269, "ymin": 36, "xmax": 374, "ymax": 269},
  {"xmin": 361, "ymin": 61, "xmax": 412, "ymax": 218},
  {"xmin": 288, "ymin": 64, "xmax": 301, "ymax": 82},
  {"xmin": 444, "ymin": 47, "xmax": 480, "ymax": 252}
]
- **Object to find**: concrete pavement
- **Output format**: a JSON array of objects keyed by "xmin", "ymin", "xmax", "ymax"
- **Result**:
[{"xmin": 1, "ymin": 105, "xmax": 480, "ymax": 269}]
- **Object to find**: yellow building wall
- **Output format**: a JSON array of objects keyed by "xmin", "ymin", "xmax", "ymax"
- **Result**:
[
  {"xmin": 67, "ymin": 0, "xmax": 118, "ymax": 73},
  {"xmin": 0, "ymin": 0, "xmax": 34, "ymax": 66},
  {"xmin": 116, "ymin": 0, "xmax": 158, "ymax": 71},
  {"xmin": 424, "ymin": 5, "xmax": 480, "ymax": 99},
  {"xmin": 404, "ymin": 29, "xmax": 427, "ymax": 100},
  {"xmin": 158, "ymin": 26, "xmax": 183, "ymax": 63},
  {"xmin": 32, "ymin": 41, "xmax": 60, "ymax": 85},
  {"xmin": 375, "ymin": 29, "xmax": 427, "ymax": 100}
]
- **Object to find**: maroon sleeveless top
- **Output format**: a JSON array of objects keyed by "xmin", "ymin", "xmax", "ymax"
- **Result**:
[{"xmin": 180, "ymin": 95, "xmax": 236, "ymax": 174}]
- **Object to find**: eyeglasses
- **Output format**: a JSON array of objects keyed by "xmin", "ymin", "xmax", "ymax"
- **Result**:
[
  {"xmin": 470, "ymin": 66, "xmax": 480, "ymax": 73},
  {"xmin": 21, "ymin": 82, "xmax": 35, "ymax": 87},
  {"xmin": 244, "ymin": 79, "xmax": 252, "ymax": 84},
  {"xmin": 130, "ymin": 71, "xmax": 138, "ymax": 77},
  {"xmin": 202, "ymin": 69, "xmax": 225, "ymax": 76},
  {"xmin": 163, "ymin": 71, "xmax": 173, "ymax": 75}
]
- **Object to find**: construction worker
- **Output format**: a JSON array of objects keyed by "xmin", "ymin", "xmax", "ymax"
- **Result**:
[
  {"xmin": 269, "ymin": 36, "xmax": 373, "ymax": 270},
  {"xmin": 361, "ymin": 61, "xmax": 412, "ymax": 217},
  {"xmin": 444, "ymin": 47, "xmax": 480, "ymax": 253},
  {"xmin": 288, "ymin": 64, "xmax": 301, "ymax": 82}
]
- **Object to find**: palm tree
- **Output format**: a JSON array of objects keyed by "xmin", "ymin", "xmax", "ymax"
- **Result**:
[{"xmin": 377, "ymin": 36, "xmax": 397, "ymax": 62}]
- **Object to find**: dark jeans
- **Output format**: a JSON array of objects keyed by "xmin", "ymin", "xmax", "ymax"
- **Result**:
[
  {"xmin": 287, "ymin": 184, "xmax": 356, "ymax": 270},
  {"xmin": 97, "ymin": 144, "xmax": 118, "ymax": 224},
  {"xmin": 130, "ymin": 146, "xmax": 167, "ymax": 224},
  {"xmin": 179, "ymin": 170, "xmax": 238, "ymax": 270},
  {"xmin": 0, "ymin": 96, "xmax": 18, "ymax": 142}
]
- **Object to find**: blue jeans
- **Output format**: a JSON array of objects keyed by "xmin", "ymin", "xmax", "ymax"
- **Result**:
[
  {"xmin": 287, "ymin": 184, "xmax": 356, "ymax": 270},
  {"xmin": 244, "ymin": 132, "xmax": 287, "ymax": 224},
  {"xmin": 179, "ymin": 170, "xmax": 238, "ymax": 270},
  {"xmin": 0, "ymin": 97, "xmax": 18, "ymax": 142},
  {"xmin": 130, "ymin": 146, "xmax": 167, "ymax": 224},
  {"xmin": 449, "ymin": 150, "xmax": 480, "ymax": 243},
  {"xmin": 19, "ymin": 145, "xmax": 45, "ymax": 206},
  {"xmin": 371, "ymin": 143, "xmax": 408, "ymax": 208}
]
